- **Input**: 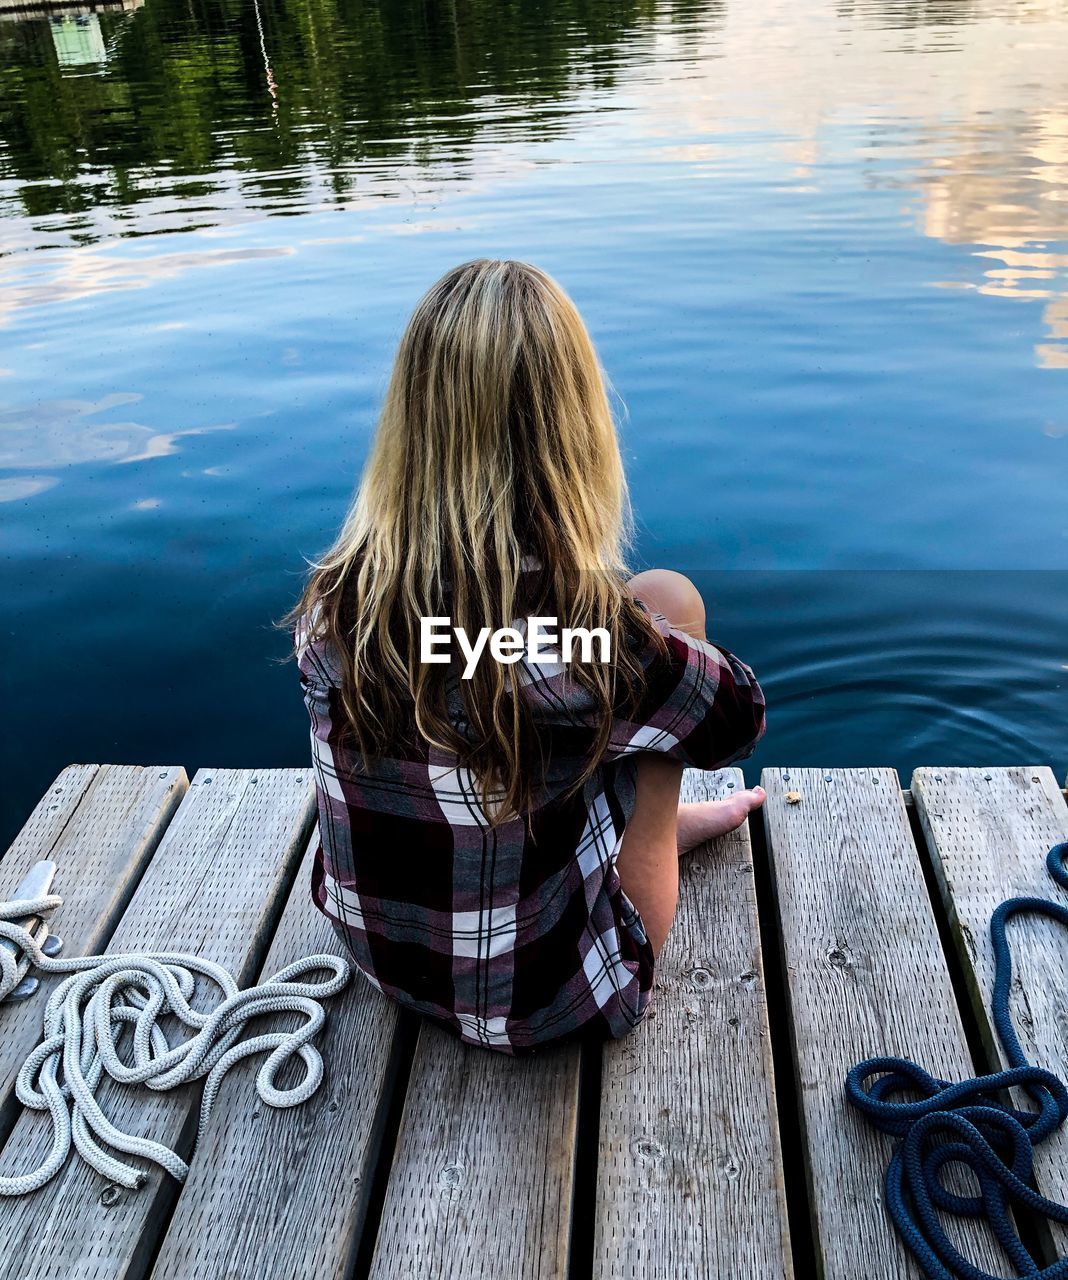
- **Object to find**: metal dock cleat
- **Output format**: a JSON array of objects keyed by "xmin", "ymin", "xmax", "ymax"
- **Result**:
[{"xmin": 0, "ymin": 860, "xmax": 63, "ymax": 1002}]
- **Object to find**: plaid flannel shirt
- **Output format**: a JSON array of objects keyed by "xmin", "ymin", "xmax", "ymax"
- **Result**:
[{"xmin": 295, "ymin": 601, "xmax": 765, "ymax": 1054}]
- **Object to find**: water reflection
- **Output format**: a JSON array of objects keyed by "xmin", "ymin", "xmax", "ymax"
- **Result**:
[
  {"xmin": 621, "ymin": 0, "xmax": 1068, "ymax": 368},
  {"xmin": 850, "ymin": 1, "xmax": 976, "ymax": 20},
  {"xmin": 918, "ymin": 101, "xmax": 1068, "ymax": 367},
  {"xmin": 3, "ymin": 0, "xmax": 1067, "ymax": 366},
  {"xmin": 0, "ymin": 243, "xmax": 294, "ymax": 323},
  {"xmin": 0, "ymin": 393, "xmax": 233, "ymax": 474},
  {"xmin": 0, "ymin": 0, "xmax": 716, "ymax": 235},
  {"xmin": 48, "ymin": 14, "xmax": 104, "ymax": 66},
  {"xmin": 837, "ymin": 0, "xmax": 978, "ymax": 34}
]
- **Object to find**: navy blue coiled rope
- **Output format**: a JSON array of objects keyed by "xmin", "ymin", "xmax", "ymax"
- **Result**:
[{"xmin": 847, "ymin": 841, "xmax": 1068, "ymax": 1279}]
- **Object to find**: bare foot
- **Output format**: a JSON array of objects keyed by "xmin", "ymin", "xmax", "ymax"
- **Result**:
[{"xmin": 676, "ymin": 787, "xmax": 765, "ymax": 855}]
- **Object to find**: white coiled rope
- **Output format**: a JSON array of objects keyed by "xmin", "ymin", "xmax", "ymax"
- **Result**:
[{"xmin": 0, "ymin": 888, "xmax": 352, "ymax": 1196}]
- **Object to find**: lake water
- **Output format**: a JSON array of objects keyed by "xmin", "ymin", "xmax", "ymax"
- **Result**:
[{"xmin": 1, "ymin": 0, "xmax": 1066, "ymax": 846}]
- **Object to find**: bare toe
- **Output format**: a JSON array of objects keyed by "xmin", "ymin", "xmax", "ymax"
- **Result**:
[{"xmin": 676, "ymin": 787, "xmax": 765, "ymax": 854}]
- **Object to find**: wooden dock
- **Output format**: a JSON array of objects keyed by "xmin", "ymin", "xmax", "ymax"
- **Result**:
[{"xmin": 0, "ymin": 762, "xmax": 1065, "ymax": 1278}]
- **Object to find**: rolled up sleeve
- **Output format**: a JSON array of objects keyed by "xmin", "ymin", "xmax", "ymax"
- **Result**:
[{"xmin": 605, "ymin": 611, "xmax": 766, "ymax": 770}]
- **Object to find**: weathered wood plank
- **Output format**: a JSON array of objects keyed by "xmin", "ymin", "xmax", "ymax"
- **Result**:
[
  {"xmin": 0, "ymin": 767, "xmax": 314, "ymax": 1280},
  {"xmin": 150, "ymin": 832, "xmax": 404, "ymax": 1280},
  {"xmin": 0, "ymin": 764, "xmax": 187, "ymax": 1139},
  {"xmin": 911, "ymin": 765, "xmax": 1068, "ymax": 1257},
  {"xmin": 594, "ymin": 767, "xmax": 791, "ymax": 1279},
  {"xmin": 1, "ymin": 764, "xmax": 99, "ymax": 868},
  {"xmin": 762, "ymin": 767, "xmax": 1002, "ymax": 1279},
  {"xmin": 369, "ymin": 1018, "xmax": 580, "ymax": 1278}
]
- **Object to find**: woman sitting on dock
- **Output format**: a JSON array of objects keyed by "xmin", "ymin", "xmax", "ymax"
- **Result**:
[{"xmin": 288, "ymin": 259, "xmax": 766, "ymax": 1055}]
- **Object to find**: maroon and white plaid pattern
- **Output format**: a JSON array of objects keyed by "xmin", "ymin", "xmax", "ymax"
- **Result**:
[{"xmin": 295, "ymin": 601, "xmax": 765, "ymax": 1055}]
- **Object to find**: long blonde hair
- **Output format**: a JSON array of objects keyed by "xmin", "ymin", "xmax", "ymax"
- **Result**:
[{"xmin": 286, "ymin": 258, "xmax": 661, "ymax": 822}]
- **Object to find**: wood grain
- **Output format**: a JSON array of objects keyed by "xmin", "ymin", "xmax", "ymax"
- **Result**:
[
  {"xmin": 593, "ymin": 766, "xmax": 791, "ymax": 1279},
  {"xmin": 150, "ymin": 832, "xmax": 404, "ymax": 1280},
  {"xmin": 911, "ymin": 765, "xmax": 1068, "ymax": 1258},
  {"xmin": 0, "ymin": 767, "xmax": 314, "ymax": 1280},
  {"xmin": 369, "ymin": 1020, "xmax": 580, "ymax": 1279},
  {"xmin": 1, "ymin": 764, "xmax": 98, "ymax": 868},
  {"xmin": 762, "ymin": 766, "xmax": 1001, "ymax": 1279},
  {"xmin": 0, "ymin": 764, "xmax": 187, "ymax": 1138}
]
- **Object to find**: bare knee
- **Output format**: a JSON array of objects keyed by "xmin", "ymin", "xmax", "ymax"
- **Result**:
[{"xmin": 626, "ymin": 569, "xmax": 706, "ymax": 640}]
